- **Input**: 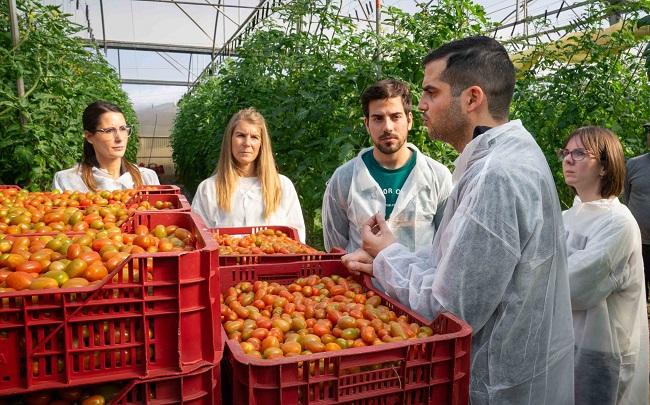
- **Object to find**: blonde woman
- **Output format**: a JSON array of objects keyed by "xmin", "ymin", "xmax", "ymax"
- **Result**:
[{"xmin": 191, "ymin": 108, "xmax": 306, "ymax": 242}]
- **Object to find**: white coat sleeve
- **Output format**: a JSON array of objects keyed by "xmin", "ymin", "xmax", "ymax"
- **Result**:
[
  {"xmin": 321, "ymin": 172, "xmax": 350, "ymax": 252},
  {"xmin": 375, "ymin": 175, "xmax": 522, "ymax": 332},
  {"xmin": 140, "ymin": 168, "xmax": 160, "ymax": 185},
  {"xmin": 52, "ymin": 172, "xmax": 64, "ymax": 192},
  {"xmin": 432, "ymin": 212, "xmax": 520, "ymax": 332},
  {"xmin": 567, "ymin": 220, "xmax": 634, "ymax": 311},
  {"xmin": 191, "ymin": 180, "xmax": 215, "ymax": 228},
  {"xmin": 281, "ymin": 178, "xmax": 306, "ymax": 243},
  {"xmin": 374, "ymin": 243, "xmax": 442, "ymax": 320}
]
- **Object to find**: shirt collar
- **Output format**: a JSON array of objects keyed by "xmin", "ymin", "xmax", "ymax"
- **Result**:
[
  {"xmin": 355, "ymin": 143, "xmax": 422, "ymax": 192},
  {"xmin": 452, "ymin": 120, "xmax": 523, "ymax": 184}
]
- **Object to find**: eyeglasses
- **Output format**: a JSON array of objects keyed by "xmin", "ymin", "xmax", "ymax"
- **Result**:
[
  {"xmin": 94, "ymin": 125, "xmax": 132, "ymax": 137},
  {"xmin": 556, "ymin": 148, "xmax": 592, "ymax": 161}
]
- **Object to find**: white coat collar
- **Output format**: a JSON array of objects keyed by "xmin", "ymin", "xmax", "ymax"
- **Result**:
[
  {"xmin": 91, "ymin": 165, "xmax": 123, "ymax": 179},
  {"xmin": 572, "ymin": 195, "xmax": 619, "ymax": 209},
  {"xmin": 452, "ymin": 120, "xmax": 524, "ymax": 184}
]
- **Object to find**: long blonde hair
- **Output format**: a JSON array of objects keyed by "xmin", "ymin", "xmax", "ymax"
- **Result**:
[{"xmin": 215, "ymin": 108, "xmax": 281, "ymax": 219}]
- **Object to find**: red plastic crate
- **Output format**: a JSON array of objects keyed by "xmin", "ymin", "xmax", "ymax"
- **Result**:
[
  {"xmin": 111, "ymin": 362, "xmax": 221, "ymax": 404},
  {"xmin": 136, "ymin": 185, "xmax": 181, "ymax": 195},
  {"xmin": 0, "ymin": 360, "xmax": 221, "ymax": 404},
  {"xmin": 127, "ymin": 193, "xmax": 191, "ymax": 213},
  {"xmin": 0, "ymin": 212, "xmax": 221, "ymax": 396},
  {"xmin": 219, "ymin": 260, "xmax": 472, "ymax": 405},
  {"xmin": 210, "ymin": 226, "xmax": 344, "ymax": 265}
]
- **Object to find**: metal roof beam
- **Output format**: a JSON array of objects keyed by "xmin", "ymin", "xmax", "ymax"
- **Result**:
[
  {"xmin": 192, "ymin": 0, "xmax": 274, "ymax": 87},
  {"xmin": 121, "ymin": 78, "xmax": 192, "ymax": 86},
  {"xmin": 82, "ymin": 39, "xmax": 238, "ymax": 55},
  {"xmin": 489, "ymin": 0, "xmax": 595, "ymax": 33},
  {"xmin": 133, "ymin": 0, "xmax": 265, "ymax": 9}
]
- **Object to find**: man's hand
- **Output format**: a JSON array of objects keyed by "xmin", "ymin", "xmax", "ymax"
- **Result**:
[
  {"xmin": 341, "ymin": 248, "xmax": 374, "ymax": 276},
  {"xmin": 362, "ymin": 213, "xmax": 396, "ymax": 257}
]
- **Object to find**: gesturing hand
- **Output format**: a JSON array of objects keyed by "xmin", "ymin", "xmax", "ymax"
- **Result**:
[
  {"xmin": 361, "ymin": 213, "xmax": 396, "ymax": 257},
  {"xmin": 341, "ymin": 248, "xmax": 374, "ymax": 276}
]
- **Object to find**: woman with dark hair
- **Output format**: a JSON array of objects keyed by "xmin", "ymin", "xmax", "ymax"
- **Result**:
[
  {"xmin": 52, "ymin": 101, "xmax": 159, "ymax": 191},
  {"xmin": 559, "ymin": 126, "xmax": 648, "ymax": 404},
  {"xmin": 191, "ymin": 107, "xmax": 305, "ymax": 241}
]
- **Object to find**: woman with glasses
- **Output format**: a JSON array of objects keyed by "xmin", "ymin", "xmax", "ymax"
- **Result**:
[
  {"xmin": 52, "ymin": 101, "xmax": 160, "ymax": 191},
  {"xmin": 559, "ymin": 126, "xmax": 648, "ymax": 405},
  {"xmin": 191, "ymin": 107, "xmax": 306, "ymax": 242}
]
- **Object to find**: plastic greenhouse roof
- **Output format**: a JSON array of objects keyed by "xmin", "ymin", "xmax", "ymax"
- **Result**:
[
  {"xmin": 37, "ymin": 0, "xmax": 596, "ymax": 140},
  {"xmin": 42, "ymin": 0, "xmax": 594, "ymax": 86}
]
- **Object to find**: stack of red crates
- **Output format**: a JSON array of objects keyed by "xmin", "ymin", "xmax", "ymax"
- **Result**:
[
  {"xmin": 212, "ymin": 225, "xmax": 472, "ymax": 405},
  {"xmin": 0, "ymin": 186, "xmax": 223, "ymax": 404}
]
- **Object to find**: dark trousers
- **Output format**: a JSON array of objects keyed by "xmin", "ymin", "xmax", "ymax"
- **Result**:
[{"xmin": 574, "ymin": 348, "xmax": 620, "ymax": 405}]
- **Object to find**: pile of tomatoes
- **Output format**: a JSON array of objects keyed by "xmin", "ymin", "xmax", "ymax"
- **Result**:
[
  {"xmin": 221, "ymin": 275, "xmax": 434, "ymax": 360},
  {"xmin": 1, "ymin": 383, "xmax": 121, "ymax": 405},
  {"xmin": 214, "ymin": 228, "xmax": 320, "ymax": 255},
  {"xmin": 0, "ymin": 189, "xmax": 179, "ymax": 235},
  {"xmin": 127, "ymin": 199, "xmax": 174, "ymax": 211},
  {"xmin": 0, "ymin": 223, "xmax": 196, "ymax": 292}
]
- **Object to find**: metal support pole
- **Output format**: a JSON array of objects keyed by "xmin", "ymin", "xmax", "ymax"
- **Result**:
[
  {"xmin": 375, "ymin": 0, "xmax": 381, "ymax": 37},
  {"xmin": 187, "ymin": 53, "xmax": 192, "ymax": 87},
  {"xmin": 99, "ymin": 0, "xmax": 107, "ymax": 54},
  {"xmin": 522, "ymin": 0, "xmax": 528, "ymax": 36},
  {"xmin": 8, "ymin": 0, "xmax": 26, "ymax": 127},
  {"xmin": 117, "ymin": 48, "xmax": 121, "ymax": 78},
  {"xmin": 8, "ymin": 0, "xmax": 25, "ymax": 99},
  {"xmin": 211, "ymin": 0, "xmax": 221, "ymax": 61},
  {"xmin": 375, "ymin": 0, "xmax": 381, "ymax": 77}
]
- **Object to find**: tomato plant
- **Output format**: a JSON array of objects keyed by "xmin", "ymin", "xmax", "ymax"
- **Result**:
[
  {"xmin": 511, "ymin": 2, "xmax": 650, "ymax": 208},
  {"xmin": 0, "ymin": 0, "xmax": 138, "ymax": 190},
  {"xmin": 172, "ymin": 0, "xmax": 489, "ymax": 248}
]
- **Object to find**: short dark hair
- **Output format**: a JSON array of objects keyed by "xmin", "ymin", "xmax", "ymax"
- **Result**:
[
  {"xmin": 563, "ymin": 126, "xmax": 626, "ymax": 198},
  {"xmin": 361, "ymin": 79, "xmax": 412, "ymax": 118},
  {"xmin": 423, "ymin": 36, "xmax": 515, "ymax": 121}
]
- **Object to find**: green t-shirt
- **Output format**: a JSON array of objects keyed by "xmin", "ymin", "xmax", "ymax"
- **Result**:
[{"xmin": 361, "ymin": 148, "xmax": 417, "ymax": 219}]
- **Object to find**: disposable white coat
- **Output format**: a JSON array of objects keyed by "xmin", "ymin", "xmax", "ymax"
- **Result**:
[
  {"xmin": 373, "ymin": 120, "xmax": 575, "ymax": 405},
  {"xmin": 191, "ymin": 174, "xmax": 306, "ymax": 242},
  {"xmin": 563, "ymin": 196, "xmax": 649, "ymax": 405},
  {"xmin": 52, "ymin": 164, "xmax": 160, "ymax": 192},
  {"xmin": 322, "ymin": 143, "xmax": 452, "ymax": 252}
]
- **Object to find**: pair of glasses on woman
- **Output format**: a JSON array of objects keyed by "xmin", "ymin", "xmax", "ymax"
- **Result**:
[
  {"xmin": 556, "ymin": 148, "xmax": 593, "ymax": 161},
  {"xmin": 94, "ymin": 125, "xmax": 132, "ymax": 137}
]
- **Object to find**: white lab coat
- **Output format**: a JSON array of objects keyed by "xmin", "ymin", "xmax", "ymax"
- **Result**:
[
  {"xmin": 322, "ymin": 143, "xmax": 452, "ymax": 252},
  {"xmin": 563, "ymin": 196, "xmax": 648, "ymax": 405},
  {"xmin": 373, "ymin": 120, "xmax": 575, "ymax": 405},
  {"xmin": 52, "ymin": 164, "xmax": 160, "ymax": 192},
  {"xmin": 191, "ymin": 174, "xmax": 306, "ymax": 242}
]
